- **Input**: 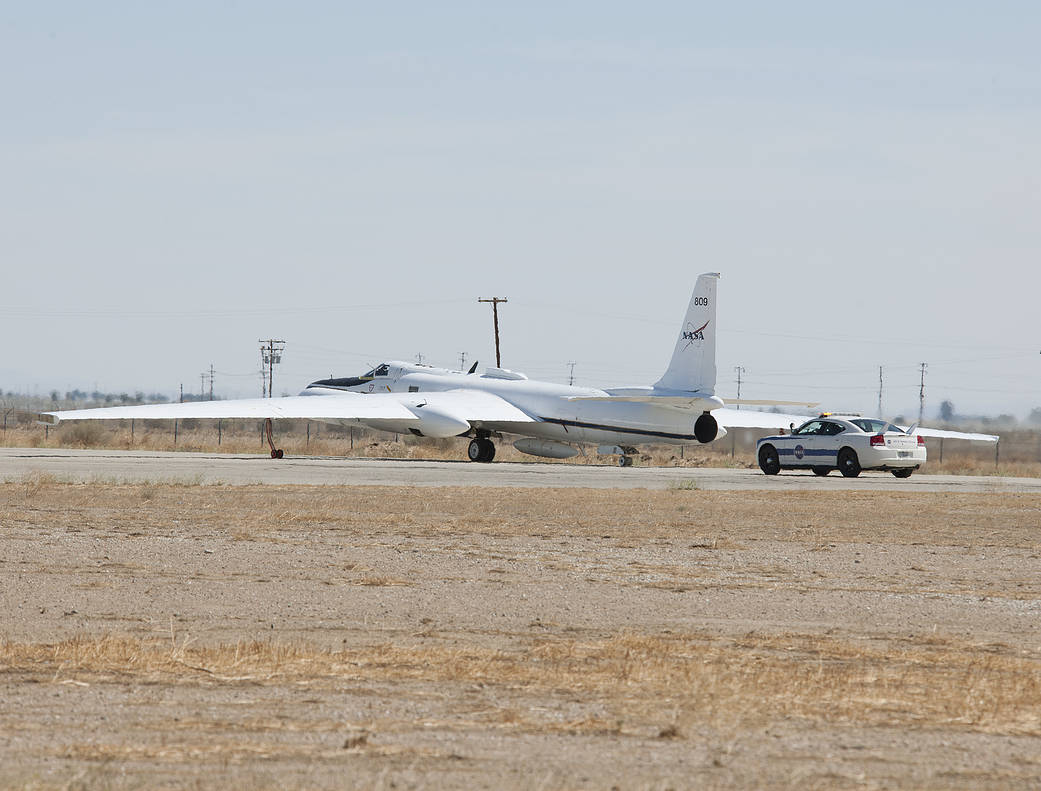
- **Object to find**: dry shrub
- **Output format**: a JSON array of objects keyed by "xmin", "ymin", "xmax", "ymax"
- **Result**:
[
  {"xmin": 58, "ymin": 422, "xmax": 106, "ymax": 448},
  {"xmin": 15, "ymin": 470, "xmax": 58, "ymax": 497}
]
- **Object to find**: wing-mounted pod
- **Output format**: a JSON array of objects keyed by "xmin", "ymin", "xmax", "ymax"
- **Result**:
[{"xmin": 405, "ymin": 402, "xmax": 471, "ymax": 438}]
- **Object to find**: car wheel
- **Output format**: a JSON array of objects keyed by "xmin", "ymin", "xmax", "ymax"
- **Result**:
[
  {"xmin": 758, "ymin": 445, "xmax": 780, "ymax": 475},
  {"xmin": 837, "ymin": 448, "xmax": 861, "ymax": 478},
  {"xmin": 812, "ymin": 466, "xmax": 830, "ymax": 477},
  {"xmin": 892, "ymin": 468, "xmax": 913, "ymax": 478}
]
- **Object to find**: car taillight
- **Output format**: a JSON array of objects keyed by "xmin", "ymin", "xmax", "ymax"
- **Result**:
[
  {"xmin": 917, "ymin": 435, "xmax": 925, "ymax": 446},
  {"xmin": 870, "ymin": 434, "xmax": 885, "ymax": 447}
]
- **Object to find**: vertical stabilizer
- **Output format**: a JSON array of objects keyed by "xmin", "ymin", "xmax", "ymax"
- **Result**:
[{"xmin": 654, "ymin": 272, "xmax": 719, "ymax": 392}]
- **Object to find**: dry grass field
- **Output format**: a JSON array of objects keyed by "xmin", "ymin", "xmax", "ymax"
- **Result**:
[
  {"xmin": 3, "ymin": 478, "xmax": 1041, "ymax": 788},
  {"xmin": 3, "ymin": 419, "xmax": 1039, "ymax": 478}
]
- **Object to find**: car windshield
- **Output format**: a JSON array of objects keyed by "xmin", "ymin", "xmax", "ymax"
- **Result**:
[
  {"xmin": 793, "ymin": 421, "xmax": 824, "ymax": 435},
  {"xmin": 851, "ymin": 418, "xmax": 903, "ymax": 434}
]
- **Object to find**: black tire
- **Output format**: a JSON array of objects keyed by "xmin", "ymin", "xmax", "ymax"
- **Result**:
[
  {"xmin": 758, "ymin": 445, "xmax": 780, "ymax": 475},
  {"xmin": 892, "ymin": 468, "xmax": 914, "ymax": 478},
  {"xmin": 481, "ymin": 439, "xmax": 496, "ymax": 463},
  {"xmin": 837, "ymin": 448, "xmax": 861, "ymax": 478},
  {"xmin": 812, "ymin": 466, "xmax": 830, "ymax": 477},
  {"xmin": 467, "ymin": 439, "xmax": 483, "ymax": 462},
  {"xmin": 618, "ymin": 455, "xmax": 633, "ymax": 467}
]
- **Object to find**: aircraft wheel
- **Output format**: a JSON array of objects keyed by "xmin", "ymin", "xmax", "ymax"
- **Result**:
[
  {"xmin": 892, "ymin": 468, "xmax": 914, "ymax": 478},
  {"xmin": 838, "ymin": 448, "xmax": 861, "ymax": 478},
  {"xmin": 758, "ymin": 445, "xmax": 780, "ymax": 475},
  {"xmin": 812, "ymin": 466, "xmax": 830, "ymax": 477},
  {"xmin": 618, "ymin": 455, "xmax": 633, "ymax": 467},
  {"xmin": 481, "ymin": 439, "xmax": 496, "ymax": 463},
  {"xmin": 271, "ymin": 448, "xmax": 284, "ymax": 459},
  {"xmin": 468, "ymin": 438, "xmax": 495, "ymax": 463}
]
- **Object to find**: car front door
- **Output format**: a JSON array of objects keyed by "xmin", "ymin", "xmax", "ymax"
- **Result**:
[
  {"xmin": 813, "ymin": 421, "xmax": 845, "ymax": 467},
  {"xmin": 788, "ymin": 420, "xmax": 823, "ymax": 467}
]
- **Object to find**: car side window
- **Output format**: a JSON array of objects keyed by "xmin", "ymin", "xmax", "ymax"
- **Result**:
[
  {"xmin": 821, "ymin": 421, "xmax": 844, "ymax": 436},
  {"xmin": 797, "ymin": 421, "xmax": 823, "ymax": 435}
]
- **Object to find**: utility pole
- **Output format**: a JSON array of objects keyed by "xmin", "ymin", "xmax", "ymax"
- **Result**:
[
  {"xmin": 200, "ymin": 373, "xmax": 206, "ymax": 399},
  {"xmin": 567, "ymin": 362, "xmax": 576, "ymax": 386},
  {"xmin": 259, "ymin": 340, "xmax": 285, "ymax": 398},
  {"xmin": 477, "ymin": 297, "xmax": 508, "ymax": 368},
  {"xmin": 918, "ymin": 362, "xmax": 928, "ymax": 425},
  {"xmin": 201, "ymin": 367, "xmax": 215, "ymax": 400},
  {"xmin": 415, "ymin": 352, "xmax": 425, "ymax": 365},
  {"xmin": 459, "ymin": 352, "xmax": 467, "ymax": 371},
  {"xmin": 734, "ymin": 366, "xmax": 746, "ymax": 410},
  {"xmin": 878, "ymin": 366, "xmax": 884, "ymax": 417}
]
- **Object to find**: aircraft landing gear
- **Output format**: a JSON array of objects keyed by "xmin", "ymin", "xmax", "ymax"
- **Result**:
[
  {"xmin": 467, "ymin": 437, "xmax": 496, "ymax": 463},
  {"xmin": 599, "ymin": 444, "xmax": 637, "ymax": 467},
  {"xmin": 265, "ymin": 418, "xmax": 284, "ymax": 459}
]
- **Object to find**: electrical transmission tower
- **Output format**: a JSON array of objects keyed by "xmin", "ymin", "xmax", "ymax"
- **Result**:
[
  {"xmin": 259, "ymin": 340, "xmax": 285, "ymax": 398},
  {"xmin": 477, "ymin": 297, "xmax": 508, "ymax": 367},
  {"xmin": 200, "ymin": 364, "xmax": 215, "ymax": 401},
  {"xmin": 734, "ymin": 366, "xmax": 746, "ymax": 410},
  {"xmin": 567, "ymin": 361, "xmax": 576, "ymax": 386}
]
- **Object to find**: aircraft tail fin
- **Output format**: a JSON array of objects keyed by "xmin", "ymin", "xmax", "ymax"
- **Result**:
[{"xmin": 654, "ymin": 272, "xmax": 719, "ymax": 393}]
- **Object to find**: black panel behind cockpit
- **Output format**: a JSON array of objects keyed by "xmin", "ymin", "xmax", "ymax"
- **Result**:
[
  {"xmin": 307, "ymin": 377, "xmax": 368, "ymax": 390},
  {"xmin": 307, "ymin": 364, "xmax": 390, "ymax": 391}
]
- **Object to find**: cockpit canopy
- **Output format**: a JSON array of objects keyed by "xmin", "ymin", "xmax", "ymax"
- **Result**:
[{"xmin": 362, "ymin": 364, "xmax": 390, "ymax": 379}]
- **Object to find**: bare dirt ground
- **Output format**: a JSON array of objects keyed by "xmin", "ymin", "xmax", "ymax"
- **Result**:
[{"xmin": 3, "ymin": 478, "xmax": 1041, "ymax": 789}]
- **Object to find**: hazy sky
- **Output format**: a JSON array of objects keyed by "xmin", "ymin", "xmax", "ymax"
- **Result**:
[{"xmin": 2, "ymin": 2, "xmax": 1039, "ymax": 420}]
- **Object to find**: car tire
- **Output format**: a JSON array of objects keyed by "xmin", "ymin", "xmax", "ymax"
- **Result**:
[
  {"xmin": 837, "ymin": 448, "xmax": 861, "ymax": 478},
  {"xmin": 891, "ymin": 468, "xmax": 913, "ymax": 478},
  {"xmin": 812, "ymin": 466, "xmax": 830, "ymax": 477},
  {"xmin": 758, "ymin": 445, "xmax": 780, "ymax": 475}
]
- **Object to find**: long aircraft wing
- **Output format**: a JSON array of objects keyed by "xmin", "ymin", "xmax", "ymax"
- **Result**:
[
  {"xmin": 714, "ymin": 408, "xmax": 999, "ymax": 442},
  {"xmin": 39, "ymin": 390, "xmax": 534, "ymax": 426}
]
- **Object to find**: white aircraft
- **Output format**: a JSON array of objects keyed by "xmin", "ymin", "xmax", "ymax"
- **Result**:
[{"xmin": 40, "ymin": 273, "xmax": 997, "ymax": 464}]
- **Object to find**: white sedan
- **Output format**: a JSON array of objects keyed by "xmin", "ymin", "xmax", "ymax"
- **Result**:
[{"xmin": 756, "ymin": 415, "xmax": 926, "ymax": 478}]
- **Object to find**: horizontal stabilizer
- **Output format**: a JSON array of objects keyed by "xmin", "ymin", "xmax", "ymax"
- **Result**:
[
  {"xmin": 568, "ymin": 395, "xmax": 724, "ymax": 412},
  {"xmin": 723, "ymin": 398, "xmax": 820, "ymax": 408},
  {"xmin": 711, "ymin": 409, "xmax": 1000, "ymax": 443},
  {"xmin": 901, "ymin": 426, "xmax": 999, "ymax": 443}
]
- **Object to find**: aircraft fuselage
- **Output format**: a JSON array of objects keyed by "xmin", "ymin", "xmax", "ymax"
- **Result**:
[{"xmin": 304, "ymin": 362, "xmax": 709, "ymax": 447}]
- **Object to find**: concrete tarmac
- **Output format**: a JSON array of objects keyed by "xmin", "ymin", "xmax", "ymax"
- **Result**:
[{"xmin": 2, "ymin": 447, "xmax": 1039, "ymax": 492}]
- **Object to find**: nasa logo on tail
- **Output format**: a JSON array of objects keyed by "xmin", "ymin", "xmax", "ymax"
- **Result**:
[{"xmin": 681, "ymin": 320, "xmax": 709, "ymax": 349}]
